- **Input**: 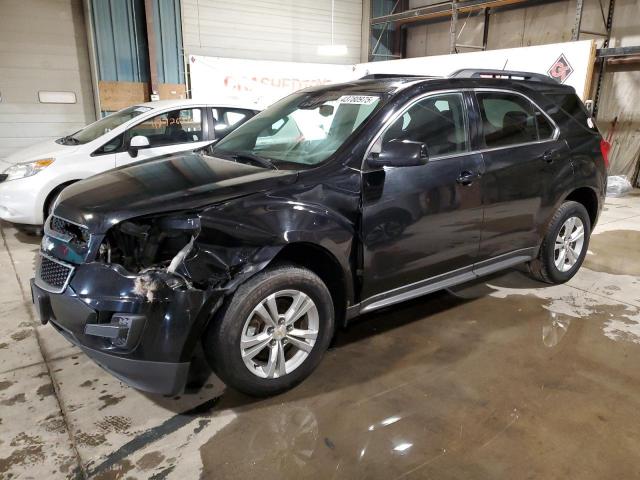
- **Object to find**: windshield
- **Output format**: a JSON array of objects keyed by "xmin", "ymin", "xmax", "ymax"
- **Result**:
[
  {"xmin": 59, "ymin": 106, "xmax": 152, "ymax": 145},
  {"xmin": 211, "ymin": 91, "xmax": 382, "ymax": 168}
]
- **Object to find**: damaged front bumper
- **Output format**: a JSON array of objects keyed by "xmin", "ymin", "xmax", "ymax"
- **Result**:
[{"xmin": 31, "ymin": 261, "xmax": 223, "ymax": 395}]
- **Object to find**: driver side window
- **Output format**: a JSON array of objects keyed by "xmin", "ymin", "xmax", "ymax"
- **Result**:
[
  {"xmin": 128, "ymin": 108, "xmax": 203, "ymax": 147},
  {"xmin": 382, "ymin": 93, "xmax": 469, "ymax": 158}
]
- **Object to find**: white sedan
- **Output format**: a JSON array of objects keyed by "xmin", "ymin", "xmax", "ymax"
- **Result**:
[{"xmin": 0, "ymin": 99, "xmax": 259, "ymax": 228}]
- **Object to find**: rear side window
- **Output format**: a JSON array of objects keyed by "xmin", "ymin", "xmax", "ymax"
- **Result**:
[
  {"xmin": 476, "ymin": 92, "xmax": 555, "ymax": 148},
  {"xmin": 212, "ymin": 108, "xmax": 255, "ymax": 138},
  {"xmin": 381, "ymin": 92, "xmax": 468, "ymax": 157},
  {"xmin": 547, "ymin": 93, "xmax": 598, "ymax": 132}
]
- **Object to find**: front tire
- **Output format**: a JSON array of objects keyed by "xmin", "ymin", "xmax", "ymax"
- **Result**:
[
  {"xmin": 528, "ymin": 201, "xmax": 591, "ymax": 284},
  {"xmin": 203, "ymin": 265, "xmax": 334, "ymax": 397}
]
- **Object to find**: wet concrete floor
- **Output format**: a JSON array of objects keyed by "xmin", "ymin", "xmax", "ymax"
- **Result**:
[{"xmin": 1, "ymin": 191, "xmax": 639, "ymax": 479}]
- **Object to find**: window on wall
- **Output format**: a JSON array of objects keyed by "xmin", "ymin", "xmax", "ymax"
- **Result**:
[
  {"xmin": 476, "ymin": 92, "xmax": 555, "ymax": 148},
  {"xmin": 370, "ymin": 24, "xmax": 399, "ymax": 61},
  {"xmin": 128, "ymin": 108, "xmax": 203, "ymax": 146},
  {"xmin": 381, "ymin": 93, "xmax": 468, "ymax": 157},
  {"xmin": 370, "ymin": 0, "xmax": 401, "ymax": 61}
]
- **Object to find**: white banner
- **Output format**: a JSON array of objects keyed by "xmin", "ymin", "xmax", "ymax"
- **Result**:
[
  {"xmin": 188, "ymin": 40, "xmax": 595, "ymax": 108},
  {"xmin": 188, "ymin": 55, "xmax": 354, "ymax": 109},
  {"xmin": 355, "ymin": 40, "xmax": 595, "ymax": 99}
]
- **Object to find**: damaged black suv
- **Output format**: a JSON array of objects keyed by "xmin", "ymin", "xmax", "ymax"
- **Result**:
[{"xmin": 31, "ymin": 70, "xmax": 608, "ymax": 396}]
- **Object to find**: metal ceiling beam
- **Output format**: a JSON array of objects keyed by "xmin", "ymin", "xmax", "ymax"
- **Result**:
[
  {"xmin": 597, "ymin": 46, "xmax": 640, "ymax": 57},
  {"xmin": 592, "ymin": 0, "xmax": 615, "ymax": 117},
  {"xmin": 449, "ymin": 0, "xmax": 458, "ymax": 53},
  {"xmin": 371, "ymin": 0, "xmax": 547, "ymax": 26},
  {"xmin": 571, "ymin": 0, "xmax": 584, "ymax": 40},
  {"xmin": 606, "ymin": 55, "xmax": 640, "ymax": 65},
  {"xmin": 371, "ymin": 0, "xmax": 567, "ymax": 28},
  {"xmin": 144, "ymin": 0, "xmax": 159, "ymax": 101}
]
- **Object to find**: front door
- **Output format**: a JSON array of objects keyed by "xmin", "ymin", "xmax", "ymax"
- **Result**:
[
  {"xmin": 472, "ymin": 90, "xmax": 572, "ymax": 262},
  {"xmin": 115, "ymin": 107, "xmax": 210, "ymax": 167},
  {"xmin": 361, "ymin": 92, "xmax": 485, "ymax": 300}
]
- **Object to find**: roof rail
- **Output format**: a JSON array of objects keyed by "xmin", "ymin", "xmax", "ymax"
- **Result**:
[
  {"xmin": 449, "ymin": 69, "xmax": 559, "ymax": 84},
  {"xmin": 360, "ymin": 73, "xmax": 435, "ymax": 80}
]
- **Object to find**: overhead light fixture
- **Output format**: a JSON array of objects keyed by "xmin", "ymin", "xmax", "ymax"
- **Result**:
[{"xmin": 317, "ymin": 0, "xmax": 348, "ymax": 56}]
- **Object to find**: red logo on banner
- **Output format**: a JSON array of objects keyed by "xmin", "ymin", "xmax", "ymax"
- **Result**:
[{"xmin": 547, "ymin": 54, "xmax": 574, "ymax": 83}]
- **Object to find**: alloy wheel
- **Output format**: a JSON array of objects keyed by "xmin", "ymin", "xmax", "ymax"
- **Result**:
[
  {"xmin": 240, "ymin": 289, "xmax": 319, "ymax": 379},
  {"xmin": 554, "ymin": 216, "xmax": 585, "ymax": 273}
]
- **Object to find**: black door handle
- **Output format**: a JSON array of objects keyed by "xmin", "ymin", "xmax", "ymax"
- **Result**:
[{"xmin": 456, "ymin": 171, "xmax": 477, "ymax": 186}]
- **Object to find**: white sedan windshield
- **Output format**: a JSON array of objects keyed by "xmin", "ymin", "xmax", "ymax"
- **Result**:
[{"xmin": 61, "ymin": 106, "xmax": 152, "ymax": 145}]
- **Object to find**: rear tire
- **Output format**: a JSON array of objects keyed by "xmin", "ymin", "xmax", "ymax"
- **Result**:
[
  {"xmin": 203, "ymin": 264, "xmax": 334, "ymax": 397},
  {"xmin": 528, "ymin": 201, "xmax": 591, "ymax": 284}
]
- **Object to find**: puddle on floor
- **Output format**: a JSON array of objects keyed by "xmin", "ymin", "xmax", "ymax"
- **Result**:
[
  {"xmin": 585, "ymin": 229, "xmax": 640, "ymax": 276},
  {"xmin": 194, "ymin": 278, "xmax": 640, "ymax": 479}
]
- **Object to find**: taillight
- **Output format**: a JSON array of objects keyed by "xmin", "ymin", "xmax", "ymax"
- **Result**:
[{"xmin": 600, "ymin": 139, "xmax": 610, "ymax": 169}]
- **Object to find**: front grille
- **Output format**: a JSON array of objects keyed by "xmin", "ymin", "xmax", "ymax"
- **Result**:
[
  {"xmin": 36, "ymin": 253, "xmax": 74, "ymax": 293},
  {"xmin": 48, "ymin": 216, "xmax": 90, "ymax": 247}
]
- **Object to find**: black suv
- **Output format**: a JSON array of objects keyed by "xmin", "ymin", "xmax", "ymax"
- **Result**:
[{"xmin": 31, "ymin": 70, "xmax": 608, "ymax": 396}]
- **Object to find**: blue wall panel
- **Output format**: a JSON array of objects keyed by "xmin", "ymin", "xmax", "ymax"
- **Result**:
[
  {"xmin": 153, "ymin": 0, "xmax": 185, "ymax": 84},
  {"xmin": 91, "ymin": 0, "xmax": 183, "ymax": 83}
]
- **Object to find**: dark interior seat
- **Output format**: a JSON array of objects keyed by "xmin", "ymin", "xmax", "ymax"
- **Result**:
[
  {"xmin": 166, "ymin": 124, "xmax": 189, "ymax": 142},
  {"xmin": 485, "ymin": 110, "xmax": 531, "ymax": 146}
]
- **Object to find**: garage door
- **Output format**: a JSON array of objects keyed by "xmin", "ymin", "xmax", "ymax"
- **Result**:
[{"xmin": 0, "ymin": 0, "xmax": 96, "ymax": 165}]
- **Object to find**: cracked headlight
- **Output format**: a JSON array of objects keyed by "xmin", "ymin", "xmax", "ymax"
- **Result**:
[{"xmin": 3, "ymin": 158, "xmax": 55, "ymax": 181}]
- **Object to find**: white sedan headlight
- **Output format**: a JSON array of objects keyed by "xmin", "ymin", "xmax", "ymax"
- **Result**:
[{"xmin": 3, "ymin": 158, "xmax": 55, "ymax": 181}]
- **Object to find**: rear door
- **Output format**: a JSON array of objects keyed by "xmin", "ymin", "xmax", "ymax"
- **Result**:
[
  {"xmin": 473, "ymin": 89, "xmax": 572, "ymax": 263},
  {"xmin": 361, "ymin": 91, "xmax": 485, "ymax": 299},
  {"xmin": 115, "ymin": 107, "xmax": 210, "ymax": 167}
]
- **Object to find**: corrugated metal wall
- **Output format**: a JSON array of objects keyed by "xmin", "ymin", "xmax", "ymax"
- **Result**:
[
  {"xmin": 0, "ymin": 0, "xmax": 96, "ymax": 164},
  {"xmin": 371, "ymin": 0, "xmax": 399, "ymax": 60},
  {"xmin": 403, "ymin": 0, "xmax": 640, "ymax": 178},
  {"xmin": 91, "ymin": 0, "xmax": 149, "ymax": 82},
  {"xmin": 181, "ymin": 0, "xmax": 363, "ymax": 65},
  {"xmin": 153, "ymin": 0, "xmax": 185, "ymax": 83},
  {"xmin": 405, "ymin": 1, "xmax": 608, "ymax": 56},
  {"xmin": 594, "ymin": 0, "xmax": 640, "ymax": 183},
  {"xmin": 91, "ymin": 0, "xmax": 184, "ymax": 84}
]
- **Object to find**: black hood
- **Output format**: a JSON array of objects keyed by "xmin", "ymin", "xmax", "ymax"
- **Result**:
[{"xmin": 55, "ymin": 152, "xmax": 297, "ymax": 233}]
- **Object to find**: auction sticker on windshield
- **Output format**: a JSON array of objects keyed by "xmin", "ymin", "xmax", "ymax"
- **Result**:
[{"xmin": 338, "ymin": 95, "xmax": 379, "ymax": 105}]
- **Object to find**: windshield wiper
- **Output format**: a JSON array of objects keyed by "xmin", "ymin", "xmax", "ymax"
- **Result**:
[{"xmin": 231, "ymin": 153, "xmax": 278, "ymax": 170}]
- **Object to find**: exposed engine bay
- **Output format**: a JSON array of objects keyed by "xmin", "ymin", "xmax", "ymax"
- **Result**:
[
  {"xmin": 98, "ymin": 214, "xmax": 200, "ymax": 273},
  {"xmin": 95, "ymin": 214, "xmax": 202, "ymax": 301}
]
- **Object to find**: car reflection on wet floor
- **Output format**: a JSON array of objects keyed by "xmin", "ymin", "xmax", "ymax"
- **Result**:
[{"xmin": 198, "ymin": 268, "xmax": 640, "ymax": 480}]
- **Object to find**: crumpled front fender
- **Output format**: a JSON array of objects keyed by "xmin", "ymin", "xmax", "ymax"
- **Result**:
[{"xmin": 175, "ymin": 189, "xmax": 358, "ymax": 304}]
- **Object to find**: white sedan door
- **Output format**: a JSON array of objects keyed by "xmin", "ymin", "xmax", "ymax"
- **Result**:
[{"xmin": 115, "ymin": 107, "xmax": 210, "ymax": 167}]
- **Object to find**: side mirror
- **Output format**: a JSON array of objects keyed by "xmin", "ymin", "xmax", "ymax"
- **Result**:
[
  {"xmin": 128, "ymin": 135, "xmax": 150, "ymax": 158},
  {"xmin": 368, "ymin": 139, "xmax": 428, "ymax": 168}
]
